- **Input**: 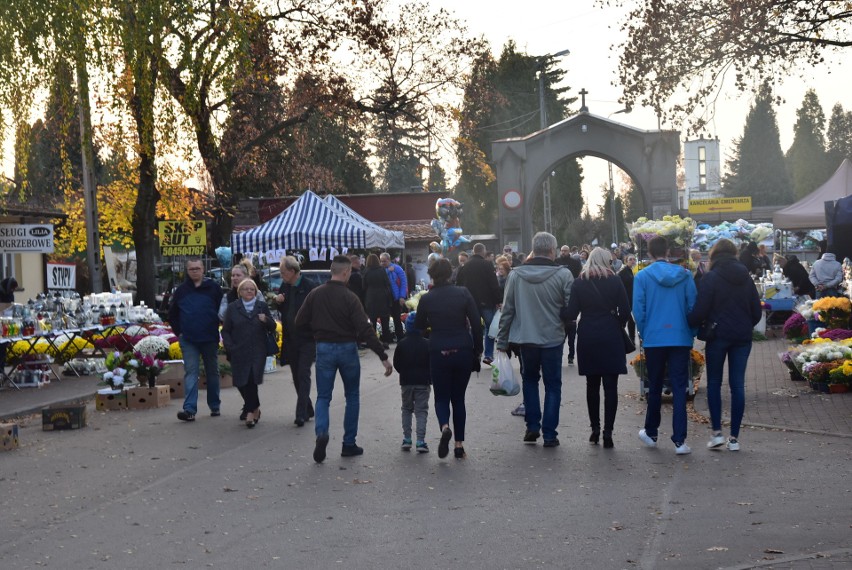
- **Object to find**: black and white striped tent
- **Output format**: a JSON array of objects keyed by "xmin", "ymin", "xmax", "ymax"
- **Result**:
[{"xmin": 231, "ymin": 190, "xmax": 404, "ymax": 258}]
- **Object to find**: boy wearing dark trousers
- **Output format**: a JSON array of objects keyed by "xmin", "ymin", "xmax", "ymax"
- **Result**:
[{"xmin": 393, "ymin": 312, "xmax": 431, "ymax": 452}]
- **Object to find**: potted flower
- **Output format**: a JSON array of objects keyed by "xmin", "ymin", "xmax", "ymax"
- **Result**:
[
  {"xmin": 778, "ymin": 350, "xmax": 805, "ymax": 381},
  {"xmin": 630, "ymin": 349, "xmax": 704, "ymax": 398},
  {"xmin": 130, "ymin": 336, "xmax": 171, "ymax": 387},
  {"xmin": 98, "ymin": 350, "xmax": 134, "ymax": 394},
  {"xmin": 812, "ymin": 296, "xmax": 852, "ymax": 331},
  {"xmin": 827, "ymin": 360, "xmax": 851, "ymax": 393},
  {"xmin": 783, "ymin": 313, "xmax": 809, "ymax": 343}
]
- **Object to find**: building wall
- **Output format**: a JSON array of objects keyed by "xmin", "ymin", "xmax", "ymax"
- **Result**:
[{"xmin": 683, "ymin": 137, "xmax": 722, "ymax": 204}]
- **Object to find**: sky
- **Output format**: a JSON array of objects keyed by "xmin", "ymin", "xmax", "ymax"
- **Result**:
[{"xmin": 426, "ymin": 0, "xmax": 851, "ymax": 213}]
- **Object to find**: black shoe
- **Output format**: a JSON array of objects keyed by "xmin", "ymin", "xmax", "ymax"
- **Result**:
[
  {"xmin": 454, "ymin": 447, "xmax": 466, "ymax": 459},
  {"xmin": 567, "ymin": 357, "xmax": 574, "ymax": 365},
  {"xmin": 313, "ymin": 434, "xmax": 329, "ymax": 463},
  {"xmin": 543, "ymin": 438, "xmax": 560, "ymax": 448},
  {"xmin": 523, "ymin": 430, "xmax": 540, "ymax": 443},
  {"xmin": 341, "ymin": 444, "xmax": 364, "ymax": 457},
  {"xmin": 177, "ymin": 410, "xmax": 195, "ymax": 422},
  {"xmin": 603, "ymin": 431, "xmax": 614, "ymax": 449},
  {"xmin": 438, "ymin": 427, "xmax": 452, "ymax": 458},
  {"xmin": 589, "ymin": 430, "xmax": 600, "ymax": 445},
  {"xmin": 210, "ymin": 409, "xmax": 220, "ymax": 417},
  {"xmin": 381, "ymin": 343, "xmax": 390, "ymax": 350},
  {"xmin": 294, "ymin": 418, "xmax": 305, "ymax": 427},
  {"xmin": 308, "ymin": 408, "xmax": 315, "ymax": 420},
  {"xmin": 239, "ymin": 410, "xmax": 248, "ymax": 421}
]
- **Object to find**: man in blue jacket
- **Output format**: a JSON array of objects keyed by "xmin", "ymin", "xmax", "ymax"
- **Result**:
[
  {"xmin": 168, "ymin": 258, "xmax": 224, "ymax": 422},
  {"xmin": 633, "ymin": 236, "xmax": 697, "ymax": 455},
  {"xmin": 380, "ymin": 252, "xmax": 408, "ymax": 343}
]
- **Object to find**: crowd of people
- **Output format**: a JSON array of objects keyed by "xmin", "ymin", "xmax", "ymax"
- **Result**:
[{"xmin": 167, "ymin": 231, "xmax": 851, "ymax": 463}]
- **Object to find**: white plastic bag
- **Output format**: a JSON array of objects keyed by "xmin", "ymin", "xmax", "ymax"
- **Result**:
[
  {"xmin": 490, "ymin": 351, "xmax": 520, "ymax": 396},
  {"xmin": 488, "ymin": 308, "xmax": 501, "ymax": 340}
]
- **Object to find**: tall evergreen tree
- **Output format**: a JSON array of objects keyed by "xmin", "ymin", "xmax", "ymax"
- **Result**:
[
  {"xmin": 786, "ymin": 89, "xmax": 830, "ymax": 199},
  {"xmin": 372, "ymin": 77, "xmax": 426, "ymax": 192},
  {"xmin": 455, "ymin": 41, "xmax": 582, "ymax": 235},
  {"xmin": 25, "ymin": 59, "xmax": 85, "ymax": 205},
  {"xmin": 826, "ymin": 103, "xmax": 852, "ymax": 170},
  {"xmin": 428, "ymin": 161, "xmax": 447, "ymax": 193},
  {"xmin": 723, "ymin": 83, "xmax": 792, "ymax": 205}
]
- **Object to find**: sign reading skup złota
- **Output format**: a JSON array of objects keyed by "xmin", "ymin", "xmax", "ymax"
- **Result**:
[
  {"xmin": 688, "ymin": 197, "xmax": 752, "ymax": 214},
  {"xmin": 158, "ymin": 221, "xmax": 207, "ymax": 256},
  {"xmin": 0, "ymin": 224, "xmax": 54, "ymax": 253}
]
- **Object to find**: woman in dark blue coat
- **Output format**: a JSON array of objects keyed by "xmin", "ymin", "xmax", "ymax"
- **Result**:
[
  {"xmin": 415, "ymin": 258, "xmax": 483, "ymax": 459},
  {"xmin": 564, "ymin": 247, "xmax": 630, "ymax": 449},
  {"xmin": 362, "ymin": 253, "xmax": 394, "ymax": 346},
  {"xmin": 687, "ymin": 238, "xmax": 762, "ymax": 452}
]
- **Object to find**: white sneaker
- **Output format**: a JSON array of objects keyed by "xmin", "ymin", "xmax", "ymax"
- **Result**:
[
  {"xmin": 726, "ymin": 438, "xmax": 740, "ymax": 451},
  {"xmin": 707, "ymin": 433, "xmax": 726, "ymax": 449},
  {"xmin": 638, "ymin": 429, "xmax": 657, "ymax": 447},
  {"xmin": 675, "ymin": 442, "xmax": 692, "ymax": 455}
]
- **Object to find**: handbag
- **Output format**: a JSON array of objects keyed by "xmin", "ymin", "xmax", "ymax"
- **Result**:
[
  {"xmin": 698, "ymin": 320, "xmax": 717, "ymax": 342},
  {"xmin": 589, "ymin": 278, "xmax": 635, "ymax": 354},
  {"xmin": 265, "ymin": 330, "xmax": 279, "ymax": 357},
  {"xmin": 621, "ymin": 328, "xmax": 636, "ymax": 354}
]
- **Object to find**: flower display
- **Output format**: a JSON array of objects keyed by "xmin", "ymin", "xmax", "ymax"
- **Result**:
[
  {"xmin": 130, "ymin": 353, "xmax": 166, "ymax": 380},
  {"xmin": 829, "ymin": 361, "xmax": 852, "ymax": 385},
  {"xmin": 812, "ymin": 296, "xmax": 852, "ymax": 330},
  {"xmin": 133, "ymin": 335, "xmax": 171, "ymax": 359},
  {"xmin": 794, "ymin": 341, "xmax": 852, "ymax": 367},
  {"xmin": 817, "ymin": 329, "xmax": 852, "ymax": 341},
  {"xmin": 630, "ymin": 349, "xmax": 704, "ymax": 379},
  {"xmin": 795, "ymin": 299, "xmax": 816, "ymax": 320},
  {"xmin": 629, "ymin": 215, "xmax": 697, "ymax": 248},
  {"xmin": 783, "ymin": 313, "xmax": 809, "ymax": 341},
  {"xmin": 801, "ymin": 361, "xmax": 843, "ymax": 384},
  {"xmin": 169, "ymin": 341, "xmax": 182, "ymax": 360},
  {"xmin": 100, "ymin": 368, "xmax": 132, "ymax": 390}
]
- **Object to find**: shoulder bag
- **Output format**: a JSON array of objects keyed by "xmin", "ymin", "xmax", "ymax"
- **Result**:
[{"xmin": 589, "ymin": 278, "xmax": 635, "ymax": 354}]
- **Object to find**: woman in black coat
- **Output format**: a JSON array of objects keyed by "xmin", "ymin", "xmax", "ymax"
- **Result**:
[
  {"xmin": 687, "ymin": 239, "xmax": 762, "ymax": 452},
  {"xmin": 563, "ymin": 247, "xmax": 630, "ymax": 449},
  {"xmin": 779, "ymin": 255, "xmax": 816, "ymax": 298},
  {"xmin": 362, "ymin": 253, "xmax": 394, "ymax": 346},
  {"xmin": 221, "ymin": 279, "xmax": 277, "ymax": 428}
]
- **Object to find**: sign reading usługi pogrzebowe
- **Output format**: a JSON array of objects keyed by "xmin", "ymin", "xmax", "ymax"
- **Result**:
[{"xmin": 0, "ymin": 224, "xmax": 54, "ymax": 253}]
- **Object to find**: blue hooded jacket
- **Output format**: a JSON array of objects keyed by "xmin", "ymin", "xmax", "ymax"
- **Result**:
[{"xmin": 633, "ymin": 261, "xmax": 697, "ymax": 347}]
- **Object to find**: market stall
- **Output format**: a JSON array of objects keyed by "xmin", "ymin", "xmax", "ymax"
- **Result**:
[{"xmin": 231, "ymin": 190, "xmax": 405, "ymax": 262}]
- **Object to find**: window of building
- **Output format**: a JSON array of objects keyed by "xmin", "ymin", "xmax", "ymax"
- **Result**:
[
  {"xmin": 698, "ymin": 146, "xmax": 707, "ymax": 192},
  {"xmin": 0, "ymin": 253, "xmax": 15, "ymax": 280}
]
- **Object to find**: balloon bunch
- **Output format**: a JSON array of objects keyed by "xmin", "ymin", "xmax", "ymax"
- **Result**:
[{"xmin": 430, "ymin": 198, "xmax": 470, "ymax": 255}]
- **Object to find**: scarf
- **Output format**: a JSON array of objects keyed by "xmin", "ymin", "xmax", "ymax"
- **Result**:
[{"xmin": 241, "ymin": 297, "xmax": 257, "ymax": 313}]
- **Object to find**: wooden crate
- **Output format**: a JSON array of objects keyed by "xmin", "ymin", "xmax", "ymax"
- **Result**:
[{"xmin": 127, "ymin": 386, "xmax": 171, "ymax": 410}]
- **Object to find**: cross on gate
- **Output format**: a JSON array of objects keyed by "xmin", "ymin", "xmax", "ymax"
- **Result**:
[{"xmin": 579, "ymin": 88, "xmax": 588, "ymax": 112}]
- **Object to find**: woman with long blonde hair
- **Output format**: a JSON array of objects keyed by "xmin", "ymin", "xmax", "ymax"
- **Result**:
[{"xmin": 563, "ymin": 247, "xmax": 630, "ymax": 448}]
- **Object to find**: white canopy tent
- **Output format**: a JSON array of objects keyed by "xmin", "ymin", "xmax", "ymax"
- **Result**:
[
  {"xmin": 322, "ymin": 194, "xmax": 405, "ymax": 248},
  {"xmin": 773, "ymin": 158, "xmax": 852, "ymax": 230}
]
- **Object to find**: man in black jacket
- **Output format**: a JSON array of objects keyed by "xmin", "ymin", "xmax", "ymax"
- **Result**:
[
  {"xmin": 557, "ymin": 246, "xmax": 582, "ymax": 364},
  {"xmin": 456, "ymin": 242, "xmax": 502, "ymax": 365},
  {"xmin": 779, "ymin": 255, "xmax": 816, "ymax": 298},
  {"xmin": 276, "ymin": 255, "xmax": 317, "ymax": 426}
]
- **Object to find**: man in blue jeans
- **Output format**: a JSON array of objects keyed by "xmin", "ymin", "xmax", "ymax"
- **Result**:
[
  {"xmin": 633, "ymin": 236, "xmax": 697, "ymax": 455},
  {"xmin": 168, "ymin": 258, "xmax": 224, "ymax": 422},
  {"xmin": 296, "ymin": 255, "xmax": 393, "ymax": 463},
  {"xmin": 496, "ymin": 232, "xmax": 573, "ymax": 447}
]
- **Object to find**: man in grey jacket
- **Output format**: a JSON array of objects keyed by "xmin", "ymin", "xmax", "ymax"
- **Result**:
[
  {"xmin": 808, "ymin": 252, "xmax": 843, "ymax": 298},
  {"xmin": 496, "ymin": 232, "xmax": 573, "ymax": 447}
]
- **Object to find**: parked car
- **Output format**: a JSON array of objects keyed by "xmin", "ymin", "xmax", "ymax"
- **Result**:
[{"xmin": 263, "ymin": 267, "xmax": 331, "ymax": 291}]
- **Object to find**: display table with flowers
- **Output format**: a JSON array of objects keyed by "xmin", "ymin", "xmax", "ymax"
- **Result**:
[
  {"xmin": 630, "ymin": 349, "xmax": 704, "ymax": 400},
  {"xmin": 788, "ymin": 338, "xmax": 852, "ymax": 393},
  {"xmin": 629, "ymin": 215, "xmax": 697, "ymax": 267}
]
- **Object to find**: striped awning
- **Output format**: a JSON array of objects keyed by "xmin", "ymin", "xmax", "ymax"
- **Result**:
[
  {"xmin": 231, "ymin": 190, "xmax": 404, "ymax": 258},
  {"xmin": 323, "ymin": 195, "xmax": 404, "ymax": 249}
]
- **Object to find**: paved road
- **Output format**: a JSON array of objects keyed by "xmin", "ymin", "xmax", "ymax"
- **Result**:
[{"xmin": 0, "ymin": 342, "xmax": 850, "ymax": 569}]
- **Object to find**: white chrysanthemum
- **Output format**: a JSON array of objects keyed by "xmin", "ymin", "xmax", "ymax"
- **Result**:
[
  {"xmin": 123, "ymin": 325, "xmax": 150, "ymax": 337},
  {"xmin": 133, "ymin": 335, "xmax": 171, "ymax": 358}
]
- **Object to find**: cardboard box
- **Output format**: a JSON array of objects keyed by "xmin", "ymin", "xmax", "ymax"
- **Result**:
[
  {"xmin": 157, "ymin": 375, "xmax": 185, "ymax": 399},
  {"xmin": 96, "ymin": 392, "xmax": 128, "ymax": 411},
  {"xmin": 158, "ymin": 360, "xmax": 184, "ymax": 383},
  {"xmin": 42, "ymin": 404, "xmax": 88, "ymax": 430},
  {"xmin": 199, "ymin": 373, "xmax": 233, "ymax": 389},
  {"xmin": 1, "ymin": 423, "xmax": 19, "ymax": 451},
  {"xmin": 127, "ymin": 385, "xmax": 170, "ymax": 410}
]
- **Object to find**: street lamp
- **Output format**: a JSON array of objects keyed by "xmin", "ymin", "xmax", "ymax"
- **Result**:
[
  {"xmin": 538, "ymin": 48, "xmax": 570, "ymax": 234},
  {"xmin": 607, "ymin": 106, "xmax": 631, "ymax": 246}
]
